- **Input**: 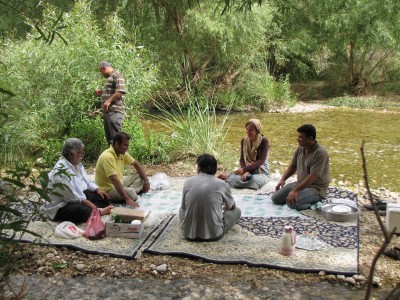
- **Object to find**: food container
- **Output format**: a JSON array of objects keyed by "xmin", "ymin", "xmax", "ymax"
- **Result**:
[{"xmin": 321, "ymin": 204, "xmax": 359, "ymax": 222}]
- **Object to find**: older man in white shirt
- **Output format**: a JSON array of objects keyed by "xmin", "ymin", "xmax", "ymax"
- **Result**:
[{"xmin": 45, "ymin": 138, "xmax": 113, "ymax": 224}]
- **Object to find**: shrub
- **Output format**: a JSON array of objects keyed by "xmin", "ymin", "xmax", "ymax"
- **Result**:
[
  {"xmin": 0, "ymin": 1, "xmax": 158, "ymax": 164},
  {"xmin": 122, "ymin": 116, "xmax": 171, "ymax": 164},
  {"xmin": 0, "ymin": 162, "xmax": 54, "ymax": 281},
  {"xmin": 238, "ymin": 71, "xmax": 296, "ymax": 110},
  {"xmin": 69, "ymin": 117, "xmax": 108, "ymax": 162}
]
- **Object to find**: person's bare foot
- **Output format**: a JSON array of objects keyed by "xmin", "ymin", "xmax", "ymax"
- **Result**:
[
  {"xmin": 99, "ymin": 205, "xmax": 114, "ymax": 216},
  {"xmin": 217, "ymin": 174, "xmax": 228, "ymax": 181}
]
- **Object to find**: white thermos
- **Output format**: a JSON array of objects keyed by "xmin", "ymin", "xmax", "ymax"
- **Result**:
[{"xmin": 279, "ymin": 225, "xmax": 296, "ymax": 256}]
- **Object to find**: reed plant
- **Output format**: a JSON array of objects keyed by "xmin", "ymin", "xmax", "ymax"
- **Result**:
[{"xmin": 153, "ymin": 95, "xmax": 232, "ymax": 162}]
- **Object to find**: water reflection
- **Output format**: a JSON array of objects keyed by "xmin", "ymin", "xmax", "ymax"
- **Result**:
[{"xmin": 143, "ymin": 109, "xmax": 400, "ymax": 192}]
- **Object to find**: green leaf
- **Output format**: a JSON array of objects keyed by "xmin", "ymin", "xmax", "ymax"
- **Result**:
[
  {"xmin": 2, "ymin": 178, "xmax": 26, "ymax": 188},
  {"xmin": 0, "ymin": 86, "xmax": 16, "ymax": 97}
]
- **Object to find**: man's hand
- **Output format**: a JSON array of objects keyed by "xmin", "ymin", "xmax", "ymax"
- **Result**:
[
  {"xmin": 95, "ymin": 188, "xmax": 110, "ymax": 200},
  {"xmin": 234, "ymin": 168, "xmax": 244, "ymax": 175},
  {"xmin": 286, "ymin": 190, "xmax": 298, "ymax": 206},
  {"xmin": 126, "ymin": 198, "xmax": 140, "ymax": 208},
  {"xmin": 94, "ymin": 89, "xmax": 102, "ymax": 96},
  {"xmin": 82, "ymin": 199, "xmax": 97, "ymax": 210},
  {"xmin": 102, "ymin": 100, "xmax": 111, "ymax": 110},
  {"xmin": 275, "ymin": 179, "xmax": 286, "ymax": 191}
]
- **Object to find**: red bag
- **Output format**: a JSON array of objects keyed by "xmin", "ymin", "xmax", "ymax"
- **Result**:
[{"xmin": 84, "ymin": 209, "xmax": 106, "ymax": 240}]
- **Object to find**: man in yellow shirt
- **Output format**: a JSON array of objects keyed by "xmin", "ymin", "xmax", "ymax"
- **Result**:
[{"xmin": 95, "ymin": 132, "xmax": 150, "ymax": 207}]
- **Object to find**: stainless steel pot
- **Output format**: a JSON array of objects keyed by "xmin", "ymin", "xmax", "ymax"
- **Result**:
[{"xmin": 321, "ymin": 204, "xmax": 359, "ymax": 222}]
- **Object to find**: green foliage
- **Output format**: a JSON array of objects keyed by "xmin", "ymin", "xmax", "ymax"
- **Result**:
[
  {"xmin": 238, "ymin": 71, "xmax": 296, "ymax": 110},
  {"xmin": 0, "ymin": 162, "xmax": 53, "ymax": 281},
  {"xmin": 41, "ymin": 138, "xmax": 64, "ymax": 169},
  {"xmin": 69, "ymin": 117, "xmax": 108, "ymax": 163},
  {"xmin": 216, "ymin": 90, "xmax": 245, "ymax": 110},
  {"xmin": 122, "ymin": 116, "xmax": 171, "ymax": 164},
  {"xmin": 326, "ymin": 96, "xmax": 384, "ymax": 108},
  {"xmin": 0, "ymin": 0, "xmax": 158, "ymax": 164},
  {"xmin": 153, "ymin": 95, "xmax": 231, "ymax": 160}
]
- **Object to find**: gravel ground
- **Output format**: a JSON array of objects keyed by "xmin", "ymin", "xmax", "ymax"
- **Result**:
[{"xmin": 2, "ymin": 103, "xmax": 400, "ymax": 299}]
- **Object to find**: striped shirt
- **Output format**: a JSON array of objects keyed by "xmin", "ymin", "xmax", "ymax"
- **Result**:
[{"xmin": 100, "ymin": 70, "xmax": 126, "ymax": 112}]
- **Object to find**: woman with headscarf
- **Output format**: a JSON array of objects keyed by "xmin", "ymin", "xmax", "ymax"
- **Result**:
[
  {"xmin": 224, "ymin": 119, "xmax": 270, "ymax": 190},
  {"xmin": 45, "ymin": 138, "xmax": 113, "ymax": 224}
]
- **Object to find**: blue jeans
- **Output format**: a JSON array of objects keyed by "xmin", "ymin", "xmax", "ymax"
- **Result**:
[{"xmin": 271, "ymin": 182, "xmax": 321, "ymax": 211}]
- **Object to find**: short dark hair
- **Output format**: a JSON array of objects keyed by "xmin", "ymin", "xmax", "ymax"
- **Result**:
[
  {"xmin": 196, "ymin": 154, "xmax": 217, "ymax": 175},
  {"xmin": 297, "ymin": 124, "xmax": 316, "ymax": 140},
  {"xmin": 113, "ymin": 132, "xmax": 131, "ymax": 145},
  {"xmin": 98, "ymin": 61, "xmax": 112, "ymax": 68}
]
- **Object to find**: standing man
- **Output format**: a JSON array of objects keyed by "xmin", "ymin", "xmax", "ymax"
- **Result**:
[
  {"xmin": 95, "ymin": 132, "xmax": 150, "ymax": 208},
  {"xmin": 95, "ymin": 61, "xmax": 126, "ymax": 145},
  {"xmin": 272, "ymin": 124, "xmax": 330, "ymax": 211},
  {"xmin": 179, "ymin": 154, "xmax": 241, "ymax": 241}
]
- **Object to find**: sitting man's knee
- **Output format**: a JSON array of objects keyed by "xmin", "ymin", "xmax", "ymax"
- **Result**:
[{"xmin": 271, "ymin": 192, "xmax": 285, "ymax": 205}]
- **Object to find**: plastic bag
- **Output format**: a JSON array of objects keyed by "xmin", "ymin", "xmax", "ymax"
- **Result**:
[
  {"xmin": 83, "ymin": 209, "xmax": 106, "ymax": 240},
  {"xmin": 54, "ymin": 221, "xmax": 84, "ymax": 239},
  {"xmin": 149, "ymin": 173, "xmax": 169, "ymax": 191}
]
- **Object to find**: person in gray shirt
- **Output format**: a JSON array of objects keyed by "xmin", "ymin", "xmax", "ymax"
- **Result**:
[
  {"xmin": 272, "ymin": 124, "xmax": 330, "ymax": 211},
  {"xmin": 179, "ymin": 154, "xmax": 241, "ymax": 241}
]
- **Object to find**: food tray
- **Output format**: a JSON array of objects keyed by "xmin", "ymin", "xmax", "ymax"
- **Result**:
[{"xmin": 321, "ymin": 204, "xmax": 359, "ymax": 222}]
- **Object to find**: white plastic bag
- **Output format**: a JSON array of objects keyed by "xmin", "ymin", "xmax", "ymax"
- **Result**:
[
  {"xmin": 54, "ymin": 221, "xmax": 84, "ymax": 239},
  {"xmin": 149, "ymin": 173, "xmax": 169, "ymax": 191},
  {"xmin": 143, "ymin": 212, "xmax": 164, "ymax": 228}
]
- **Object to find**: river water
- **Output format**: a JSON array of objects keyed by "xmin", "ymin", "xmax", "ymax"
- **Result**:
[{"xmin": 143, "ymin": 107, "xmax": 400, "ymax": 192}]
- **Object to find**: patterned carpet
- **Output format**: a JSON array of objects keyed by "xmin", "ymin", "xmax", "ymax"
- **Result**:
[
  {"xmin": 12, "ymin": 176, "xmax": 359, "ymax": 273},
  {"xmin": 14, "ymin": 216, "xmax": 169, "ymax": 259},
  {"xmin": 144, "ymin": 187, "xmax": 359, "ymax": 275}
]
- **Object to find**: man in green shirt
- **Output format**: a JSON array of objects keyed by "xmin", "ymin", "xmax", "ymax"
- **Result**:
[{"xmin": 272, "ymin": 124, "xmax": 330, "ymax": 211}]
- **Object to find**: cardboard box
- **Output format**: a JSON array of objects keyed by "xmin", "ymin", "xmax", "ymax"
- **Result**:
[
  {"xmin": 386, "ymin": 203, "xmax": 400, "ymax": 234},
  {"xmin": 105, "ymin": 219, "xmax": 144, "ymax": 239},
  {"xmin": 110, "ymin": 207, "xmax": 149, "ymax": 222}
]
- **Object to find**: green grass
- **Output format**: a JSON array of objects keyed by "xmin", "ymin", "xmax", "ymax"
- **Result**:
[{"xmin": 326, "ymin": 96, "xmax": 385, "ymax": 108}]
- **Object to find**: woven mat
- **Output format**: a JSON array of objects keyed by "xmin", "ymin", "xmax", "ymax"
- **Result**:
[
  {"xmin": 144, "ymin": 187, "xmax": 359, "ymax": 274},
  {"xmin": 14, "ymin": 216, "xmax": 169, "ymax": 259}
]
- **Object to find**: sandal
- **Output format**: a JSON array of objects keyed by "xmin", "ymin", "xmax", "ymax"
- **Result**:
[
  {"xmin": 384, "ymin": 247, "xmax": 400, "ymax": 260},
  {"xmin": 363, "ymin": 199, "xmax": 387, "ymax": 211}
]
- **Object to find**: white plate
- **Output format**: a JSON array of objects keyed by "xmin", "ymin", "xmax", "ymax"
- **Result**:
[
  {"xmin": 331, "ymin": 198, "xmax": 357, "ymax": 207},
  {"xmin": 332, "ymin": 205, "xmax": 351, "ymax": 213}
]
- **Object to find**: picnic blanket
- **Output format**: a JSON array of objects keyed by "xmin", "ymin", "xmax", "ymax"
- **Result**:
[
  {"xmin": 12, "ymin": 174, "xmax": 359, "ymax": 274},
  {"xmin": 13, "ymin": 216, "xmax": 168, "ymax": 259},
  {"xmin": 144, "ymin": 187, "xmax": 359, "ymax": 275}
]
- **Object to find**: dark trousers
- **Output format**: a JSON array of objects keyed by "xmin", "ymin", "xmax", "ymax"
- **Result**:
[
  {"xmin": 54, "ymin": 190, "xmax": 110, "ymax": 224},
  {"xmin": 103, "ymin": 110, "xmax": 125, "ymax": 145}
]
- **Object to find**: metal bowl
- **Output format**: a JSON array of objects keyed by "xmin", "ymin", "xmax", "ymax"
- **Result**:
[{"xmin": 321, "ymin": 203, "xmax": 359, "ymax": 222}]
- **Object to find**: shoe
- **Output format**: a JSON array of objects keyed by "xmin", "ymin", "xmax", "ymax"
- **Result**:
[
  {"xmin": 363, "ymin": 199, "xmax": 387, "ymax": 211},
  {"xmin": 384, "ymin": 247, "xmax": 400, "ymax": 260}
]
